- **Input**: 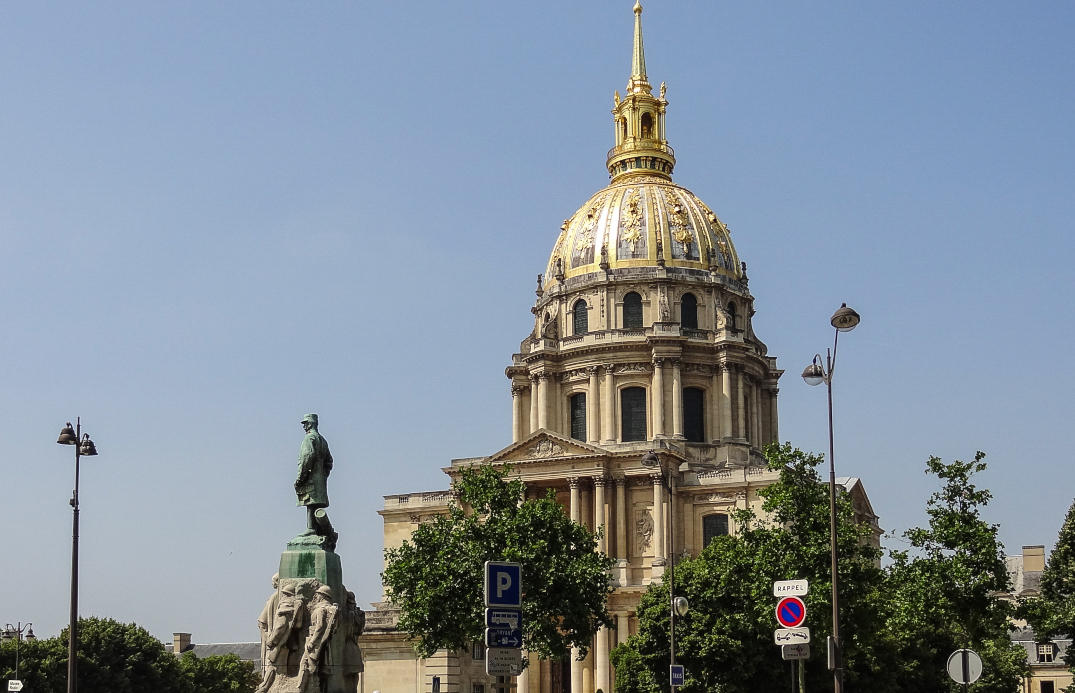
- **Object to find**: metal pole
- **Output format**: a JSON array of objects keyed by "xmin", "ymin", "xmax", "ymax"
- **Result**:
[
  {"xmin": 669, "ymin": 470, "xmax": 676, "ymax": 690},
  {"xmin": 826, "ymin": 342, "xmax": 842, "ymax": 693},
  {"xmin": 68, "ymin": 418, "xmax": 81, "ymax": 693}
]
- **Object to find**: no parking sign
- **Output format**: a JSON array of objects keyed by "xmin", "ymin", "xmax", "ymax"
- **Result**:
[{"xmin": 775, "ymin": 596, "xmax": 807, "ymax": 628}]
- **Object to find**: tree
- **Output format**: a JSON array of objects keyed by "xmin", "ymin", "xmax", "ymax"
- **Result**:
[
  {"xmin": 381, "ymin": 464, "xmax": 615, "ymax": 660},
  {"xmin": 880, "ymin": 452, "xmax": 1028, "ymax": 692},
  {"xmin": 611, "ymin": 444, "xmax": 887, "ymax": 693},
  {"xmin": 1025, "ymin": 497, "xmax": 1075, "ymax": 690},
  {"xmin": 0, "ymin": 619, "xmax": 257, "ymax": 693}
]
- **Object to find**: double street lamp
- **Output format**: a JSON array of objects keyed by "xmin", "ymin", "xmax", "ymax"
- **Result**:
[
  {"xmin": 57, "ymin": 418, "xmax": 98, "ymax": 693},
  {"xmin": 2, "ymin": 622, "xmax": 35, "ymax": 683},
  {"xmin": 801, "ymin": 303, "xmax": 860, "ymax": 693}
]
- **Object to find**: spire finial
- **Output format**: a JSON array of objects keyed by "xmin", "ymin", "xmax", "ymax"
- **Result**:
[{"xmin": 629, "ymin": 1, "xmax": 650, "ymax": 94}]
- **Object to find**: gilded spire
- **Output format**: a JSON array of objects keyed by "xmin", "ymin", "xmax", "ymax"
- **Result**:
[
  {"xmin": 607, "ymin": 2, "xmax": 675, "ymax": 182},
  {"xmin": 628, "ymin": 1, "xmax": 651, "ymax": 94}
]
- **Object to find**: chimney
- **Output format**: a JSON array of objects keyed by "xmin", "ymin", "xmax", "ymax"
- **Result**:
[
  {"xmin": 172, "ymin": 632, "xmax": 192, "ymax": 654},
  {"xmin": 1023, "ymin": 545, "xmax": 1046, "ymax": 572}
]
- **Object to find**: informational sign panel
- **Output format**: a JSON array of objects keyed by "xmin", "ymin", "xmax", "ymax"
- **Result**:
[
  {"xmin": 946, "ymin": 649, "xmax": 983, "ymax": 685},
  {"xmin": 486, "ymin": 647, "xmax": 523, "ymax": 676},
  {"xmin": 775, "ymin": 596, "xmax": 807, "ymax": 628},
  {"xmin": 8, "ymin": 681, "xmax": 24, "ymax": 692},
  {"xmin": 782, "ymin": 643, "xmax": 811, "ymax": 661},
  {"xmin": 773, "ymin": 579, "xmax": 809, "ymax": 597},
  {"xmin": 669, "ymin": 664, "xmax": 685, "ymax": 686},
  {"xmin": 484, "ymin": 561, "xmax": 522, "ymax": 608},
  {"xmin": 774, "ymin": 627, "xmax": 811, "ymax": 645}
]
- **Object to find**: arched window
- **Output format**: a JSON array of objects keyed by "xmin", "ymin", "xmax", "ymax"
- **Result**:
[
  {"xmin": 620, "ymin": 387, "xmax": 647, "ymax": 442},
  {"xmin": 620, "ymin": 118, "xmax": 627, "ymax": 141},
  {"xmin": 569, "ymin": 393, "xmax": 587, "ymax": 441},
  {"xmin": 572, "ymin": 299, "xmax": 588, "ymax": 335},
  {"xmin": 681, "ymin": 293, "xmax": 698, "ymax": 329},
  {"xmin": 703, "ymin": 513, "xmax": 729, "ymax": 547},
  {"xmin": 640, "ymin": 112, "xmax": 653, "ymax": 139},
  {"xmin": 623, "ymin": 292, "xmax": 643, "ymax": 329},
  {"xmin": 684, "ymin": 387, "xmax": 705, "ymax": 442},
  {"xmin": 727, "ymin": 301, "xmax": 738, "ymax": 331}
]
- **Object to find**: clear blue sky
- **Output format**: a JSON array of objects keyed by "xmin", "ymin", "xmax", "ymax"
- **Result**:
[{"xmin": 2, "ymin": 1, "xmax": 1072, "ymax": 644}]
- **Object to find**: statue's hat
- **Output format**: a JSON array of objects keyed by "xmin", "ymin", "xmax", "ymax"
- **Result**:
[{"xmin": 301, "ymin": 413, "xmax": 318, "ymax": 425}]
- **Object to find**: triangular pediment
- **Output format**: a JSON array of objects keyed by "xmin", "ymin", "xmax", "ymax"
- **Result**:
[{"xmin": 485, "ymin": 429, "xmax": 608, "ymax": 464}]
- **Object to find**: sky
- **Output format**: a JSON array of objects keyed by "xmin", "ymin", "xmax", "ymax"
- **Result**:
[{"xmin": 1, "ymin": 1, "xmax": 1073, "ymax": 644}]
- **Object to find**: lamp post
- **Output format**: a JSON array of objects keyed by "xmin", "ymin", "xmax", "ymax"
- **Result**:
[
  {"xmin": 3, "ymin": 622, "xmax": 35, "ymax": 682},
  {"xmin": 57, "ymin": 418, "xmax": 98, "ymax": 693},
  {"xmin": 801, "ymin": 302, "xmax": 860, "ymax": 693}
]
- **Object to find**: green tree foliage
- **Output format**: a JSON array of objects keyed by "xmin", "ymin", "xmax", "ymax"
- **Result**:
[
  {"xmin": 879, "ymin": 452, "xmax": 1027, "ymax": 692},
  {"xmin": 1025, "ymin": 497, "xmax": 1075, "ymax": 690},
  {"xmin": 382, "ymin": 464, "xmax": 615, "ymax": 660},
  {"xmin": 0, "ymin": 619, "xmax": 257, "ymax": 693},
  {"xmin": 611, "ymin": 444, "xmax": 885, "ymax": 692}
]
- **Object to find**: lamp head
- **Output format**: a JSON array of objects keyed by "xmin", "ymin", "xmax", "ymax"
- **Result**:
[
  {"xmin": 801, "ymin": 359, "xmax": 825, "ymax": 387},
  {"xmin": 25, "ymin": 626, "xmax": 35, "ymax": 640},
  {"xmin": 57, "ymin": 422, "xmax": 77, "ymax": 445},
  {"xmin": 673, "ymin": 596, "xmax": 689, "ymax": 617},
  {"xmin": 79, "ymin": 434, "xmax": 98, "ymax": 457},
  {"xmin": 830, "ymin": 303, "xmax": 860, "ymax": 332}
]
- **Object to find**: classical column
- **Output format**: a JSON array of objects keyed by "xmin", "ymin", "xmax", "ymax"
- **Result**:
[
  {"xmin": 617, "ymin": 611, "xmax": 630, "ymax": 645},
  {"xmin": 529, "ymin": 374, "xmax": 540, "ymax": 434},
  {"xmin": 593, "ymin": 476, "xmax": 607, "ymax": 554},
  {"xmin": 595, "ymin": 626, "xmax": 610, "ymax": 692},
  {"xmin": 720, "ymin": 364, "xmax": 733, "ymax": 440},
  {"xmin": 752, "ymin": 379, "xmax": 762, "ymax": 446},
  {"xmin": 736, "ymin": 369, "xmax": 746, "ymax": 441},
  {"xmin": 517, "ymin": 657, "xmax": 529, "ymax": 693},
  {"xmin": 511, "ymin": 384, "xmax": 524, "ymax": 443},
  {"xmin": 651, "ymin": 473, "xmax": 665, "ymax": 565},
  {"xmin": 615, "ymin": 476, "xmax": 627, "ymax": 560},
  {"xmin": 587, "ymin": 367, "xmax": 600, "ymax": 443},
  {"xmin": 537, "ymin": 373, "xmax": 549, "ymax": 430},
  {"xmin": 769, "ymin": 387, "xmax": 780, "ymax": 443},
  {"xmin": 671, "ymin": 359, "xmax": 684, "ymax": 438},
  {"xmin": 602, "ymin": 364, "xmax": 616, "ymax": 443},
  {"xmin": 569, "ymin": 477, "xmax": 581, "ymax": 524},
  {"xmin": 571, "ymin": 649, "xmax": 584, "ymax": 693},
  {"xmin": 652, "ymin": 358, "xmax": 665, "ymax": 437},
  {"xmin": 710, "ymin": 367, "xmax": 722, "ymax": 442}
]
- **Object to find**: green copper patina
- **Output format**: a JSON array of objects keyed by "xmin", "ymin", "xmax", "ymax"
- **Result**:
[{"xmin": 293, "ymin": 413, "xmax": 337, "ymax": 550}]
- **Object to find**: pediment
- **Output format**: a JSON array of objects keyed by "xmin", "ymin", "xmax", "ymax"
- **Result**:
[{"xmin": 485, "ymin": 430, "xmax": 608, "ymax": 464}]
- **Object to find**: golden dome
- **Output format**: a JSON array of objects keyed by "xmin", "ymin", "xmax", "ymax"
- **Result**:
[
  {"xmin": 544, "ymin": 175, "xmax": 742, "ymax": 284},
  {"xmin": 542, "ymin": 3, "xmax": 743, "ymax": 287}
]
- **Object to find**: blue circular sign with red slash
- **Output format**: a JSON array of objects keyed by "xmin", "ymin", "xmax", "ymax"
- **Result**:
[{"xmin": 775, "ymin": 596, "xmax": 807, "ymax": 628}]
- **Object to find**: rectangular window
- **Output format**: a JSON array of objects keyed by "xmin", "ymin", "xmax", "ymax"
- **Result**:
[
  {"xmin": 1038, "ymin": 643, "xmax": 1055, "ymax": 663},
  {"xmin": 703, "ymin": 513, "xmax": 729, "ymax": 547},
  {"xmin": 472, "ymin": 685, "xmax": 485, "ymax": 693},
  {"xmin": 472, "ymin": 642, "xmax": 485, "ymax": 661},
  {"xmin": 621, "ymin": 387, "xmax": 647, "ymax": 441},
  {"xmin": 570, "ymin": 393, "xmax": 587, "ymax": 441},
  {"xmin": 1040, "ymin": 682, "xmax": 1055, "ymax": 693},
  {"xmin": 683, "ymin": 387, "xmax": 705, "ymax": 442}
]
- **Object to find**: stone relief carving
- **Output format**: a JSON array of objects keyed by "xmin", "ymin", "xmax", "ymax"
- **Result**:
[
  {"xmin": 636, "ymin": 509, "xmax": 654, "ymax": 552},
  {"xmin": 614, "ymin": 362, "xmax": 651, "ymax": 375},
  {"xmin": 297, "ymin": 586, "xmax": 339, "ymax": 693},
  {"xmin": 702, "ymin": 493, "xmax": 736, "ymax": 503},
  {"xmin": 525, "ymin": 439, "xmax": 567, "ymax": 458}
]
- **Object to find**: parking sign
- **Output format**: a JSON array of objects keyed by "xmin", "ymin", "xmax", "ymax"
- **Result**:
[{"xmin": 484, "ymin": 561, "xmax": 522, "ymax": 608}]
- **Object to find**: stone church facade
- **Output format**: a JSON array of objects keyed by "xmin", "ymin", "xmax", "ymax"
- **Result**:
[{"xmin": 359, "ymin": 5, "xmax": 876, "ymax": 692}]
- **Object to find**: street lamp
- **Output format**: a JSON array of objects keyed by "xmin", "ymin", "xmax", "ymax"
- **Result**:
[
  {"xmin": 3, "ymin": 622, "xmax": 35, "ymax": 683},
  {"xmin": 57, "ymin": 418, "xmax": 98, "ymax": 693},
  {"xmin": 801, "ymin": 302, "xmax": 860, "ymax": 693}
]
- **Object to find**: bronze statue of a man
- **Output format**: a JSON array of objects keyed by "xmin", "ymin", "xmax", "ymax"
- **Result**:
[{"xmin": 295, "ymin": 414, "xmax": 333, "ymax": 537}]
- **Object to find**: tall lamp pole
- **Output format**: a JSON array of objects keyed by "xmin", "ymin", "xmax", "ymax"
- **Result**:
[
  {"xmin": 57, "ymin": 418, "xmax": 98, "ymax": 693},
  {"xmin": 3, "ymin": 622, "xmax": 35, "ymax": 683},
  {"xmin": 641, "ymin": 450, "xmax": 691, "ymax": 690},
  {"xmin": 801, "ymin": 303, "xmax": 860, "ymax": 693}
]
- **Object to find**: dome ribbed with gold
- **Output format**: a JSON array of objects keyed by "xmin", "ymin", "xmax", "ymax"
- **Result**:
[{"xmin": 544, "ymin": 1, "xmax": 743, "ymax": 286}]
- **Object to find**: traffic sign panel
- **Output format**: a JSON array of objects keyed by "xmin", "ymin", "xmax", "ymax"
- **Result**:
[
  {"xmin": 774, "ymin": 627, "xmax": 811, "ymax": 645},
  {"xmin": 486, "ymin": 627, "xmax": 522, "ymax": 648},
  {"xmin": 947, "ymin": 649, "xmax": 983, "ymax": 685},
  {"xmin": 669, "ymin": 664, "xmax": 685, "ymax": 686},
  {"xmin": 486, "ymin": 647, "xmax": 523, "ymax": 676},
  {"xmin": 485, "ymin": 561, "xmax": 522, "ymax": 607},
  {"xmin": 773, "ymin": 579, "xmax": 809, "ymax": 596},
  {"xmin": 782, "ymin": 643, "xmax": 811, "ymax": 660},
  {"xmin": 9, "ymin": 681, "xmax": 24, "ymax": 692},
  {"xmin": 486, "ymin": 607, "xmax": 521, "ymax": 630},
  {"xmin": 775, "ymin": 596, "xmax": 807, "ymax": 628}
]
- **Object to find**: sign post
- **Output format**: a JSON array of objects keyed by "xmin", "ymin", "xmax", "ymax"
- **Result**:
[{"xmin": 484, "ymin": 561, "xmax": 524, "ymax": 677}]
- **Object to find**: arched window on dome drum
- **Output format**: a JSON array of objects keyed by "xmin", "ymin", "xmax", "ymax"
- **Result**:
[
  {"xmin": 684, "ymin": 387, "xmax": 705, "ymax": 442},
  {"xmin": 703, "ymin": 513, "xmax": 730, "ymax": 547},
  {"xmin": 640, "ymin": 112, "xmax": 653, "ymax": 139},
  {"xmin": 620, "ymin": 387, "xmax": 647, "ymax": 442},
  {"xmin": 681, "ymin": 293, "xmax": 698, "ymax": 330},
  {"xmin": 569, "ymin": 393, "xmax": 586, "ymax": 442},
  {"xmin": 573, "ymin": 299, "xmax": 588, "ymax": 335},
  {"xmin": 727, "ymin": 301, "xmax": 738, "ymax": 331},
  {"xmin": 623, "ymin": 292, "xmax": 643, "ymax": 329}
]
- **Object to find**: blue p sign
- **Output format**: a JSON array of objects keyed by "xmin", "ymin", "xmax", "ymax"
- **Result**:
[{"xmin": 485, "ymin": 561, "xmax": 522, "ymax": 607}]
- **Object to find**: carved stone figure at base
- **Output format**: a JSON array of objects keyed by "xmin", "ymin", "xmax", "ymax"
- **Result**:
[
  {"xmin": 256, "ymin": 582, "xmax": 305, "ymax": 693},
  {"xmin": 341, "ymin": 590, "xmax": 365, "ymax": 691},
  {"xmin": 258, "ymin": 573, "xmax": 281, "ymax": 667},
  {"xmin": 298, "ymin": 585, "xmax": 339, "ymax": 693}
]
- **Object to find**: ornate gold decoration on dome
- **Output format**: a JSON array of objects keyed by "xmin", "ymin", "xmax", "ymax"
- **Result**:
[
  {"xmin": 662, "ymin": 188, "xmax": 694, "ymax": 249},
  {"xmin": 574, "ymin": 201, "xmax": 601, "ymax": 254},
  {"xmin": 620, "ymin": 188, "xmax": 644, "ymax": 251}
]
